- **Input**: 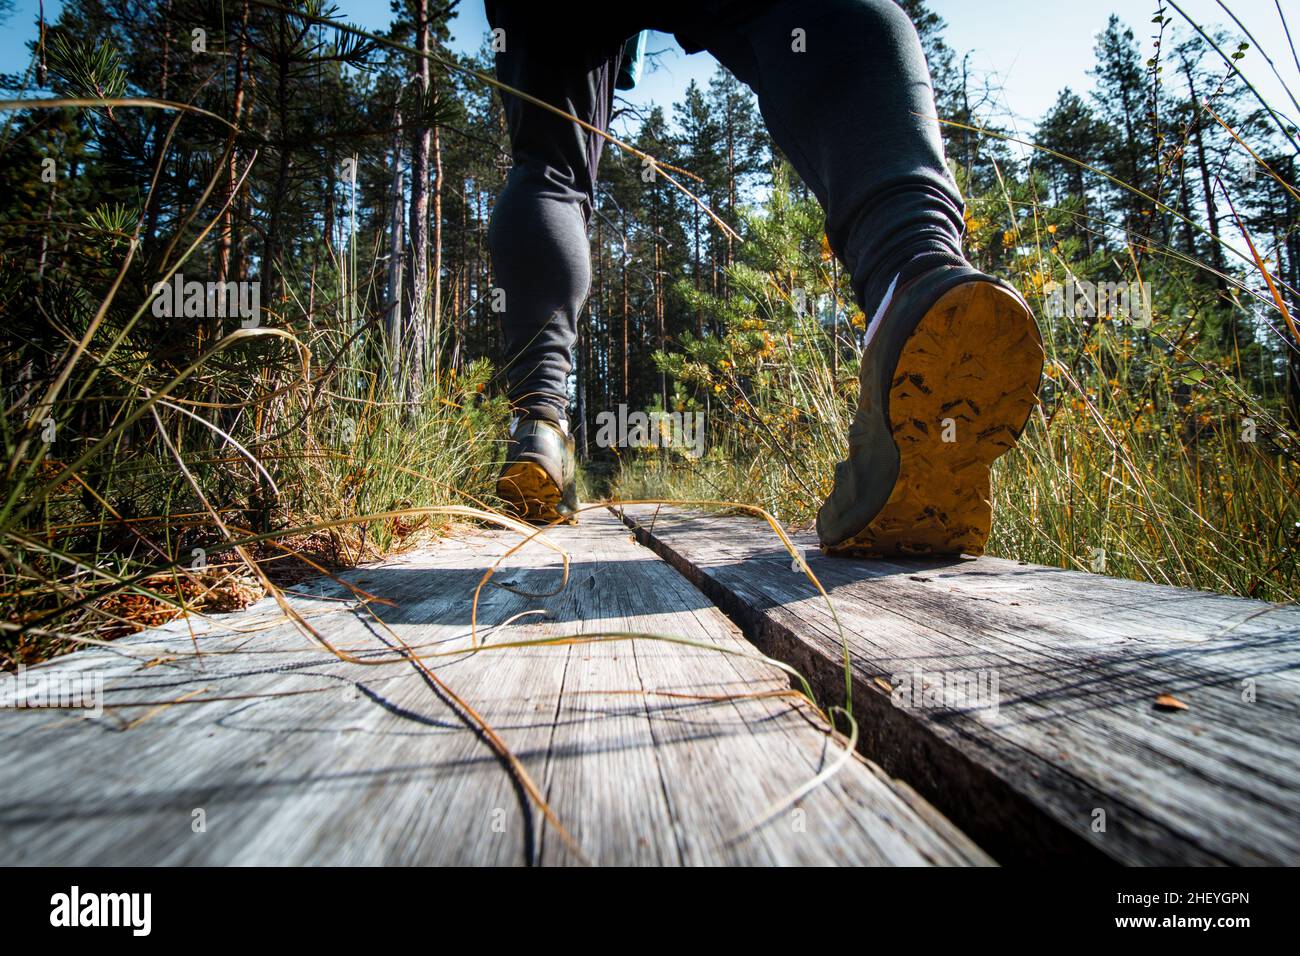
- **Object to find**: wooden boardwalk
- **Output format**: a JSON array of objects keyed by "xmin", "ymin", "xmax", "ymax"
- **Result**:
[
  {"xmin": 0, "ymin": 510, "xmax": 985, "ymax": 866},
  {"xmin": 3, "ymin": 504, "xmax": 1298, "ymax": 866},
  {"xmin": 618, "ymin": 505, "xmax": 1300, "ymax": 865}
]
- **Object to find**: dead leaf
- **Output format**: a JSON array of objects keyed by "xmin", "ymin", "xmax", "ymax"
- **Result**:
[
  {"xmin": 1154, "ymin": 693, "xmax": 1189, "ymax": 712},
  {"xmin": 874, "ymin": 676, "xmax": 893, "ymax": 693}
]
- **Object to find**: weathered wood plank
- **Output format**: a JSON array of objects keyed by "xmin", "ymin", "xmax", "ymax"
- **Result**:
[
  {"xmin": 616, "ymin": 505, "xmax": 1300, "ymax": 866},
  {"xmin": 0, "ymin": 509, "xmax": 987, "ymax": 866}
]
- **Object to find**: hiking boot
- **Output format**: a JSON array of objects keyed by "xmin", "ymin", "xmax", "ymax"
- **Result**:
[
  {"xmin": 497, "ymin": 418, "xmax": 579, "ymax": 524},
  {"xmin": 816, "ymin": 264, "xmax": 1044, "ymax": 557}
]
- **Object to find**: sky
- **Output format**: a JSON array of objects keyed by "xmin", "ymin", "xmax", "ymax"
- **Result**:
[{"xmin": 2, "ymin": 0, "xmax": 1297, "ymax": 137}]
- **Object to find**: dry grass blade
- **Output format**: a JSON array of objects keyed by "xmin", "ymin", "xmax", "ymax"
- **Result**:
[
  {"xmin": 0, "ymin": 96, "xmax": 237, "ymax": 129},
  {"xmin": 1218, "ymin": 180, "xmax": 1300, "ymax": 345},
  {"xmin": 722, "ymin": 706, "xmax": 860, "ymax": 845}
]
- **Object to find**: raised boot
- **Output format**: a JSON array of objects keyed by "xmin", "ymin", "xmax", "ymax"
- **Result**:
[
  {"xmin": 497, "ymin": 418, "xmax": 579, "ymax": 525},
  {"xmin": 816, "ymin": 264, "xmax": 1044, "ymax": 557}
]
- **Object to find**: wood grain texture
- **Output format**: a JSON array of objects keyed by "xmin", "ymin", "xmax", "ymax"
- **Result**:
[
  {"xmin": 616, "ymin": 505, "xmax": 1300, "ymax": 866},
  {"xmin": 0, "ymin": 509, "xmax": 987, "ymax": 866}
]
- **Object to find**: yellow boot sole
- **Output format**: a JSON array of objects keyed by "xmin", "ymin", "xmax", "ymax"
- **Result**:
[
  {"xmin": 497, "ymin": 461, "xmax": 575, "ymax": 525},
  {"xmin": 825, "ymin": 281, "xmax": 1043, "ymax": 558}
]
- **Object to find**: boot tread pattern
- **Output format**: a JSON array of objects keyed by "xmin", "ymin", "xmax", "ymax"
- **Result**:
[{"xmin": 827, "ymin": 282, "xmax": 1043, "ymax": 558}]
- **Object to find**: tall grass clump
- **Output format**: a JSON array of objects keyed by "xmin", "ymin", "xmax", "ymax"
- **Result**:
[{"xmin": 1, "ymin": 219, "xmax": 507, "ymax": 668}]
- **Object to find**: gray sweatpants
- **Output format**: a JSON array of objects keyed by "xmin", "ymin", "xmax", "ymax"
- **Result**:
[{"xmin": 486, "ymin": 0, "xmax": 967, "ymax": 423}]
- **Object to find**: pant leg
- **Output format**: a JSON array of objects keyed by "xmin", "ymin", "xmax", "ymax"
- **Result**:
[
  {"xmin": 485, "ymin": 2, "xmax": 629, "ymax": 423},
  {"xmin": 668, "ymin": 0, "xmax": 967, "ymax": 317}
]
